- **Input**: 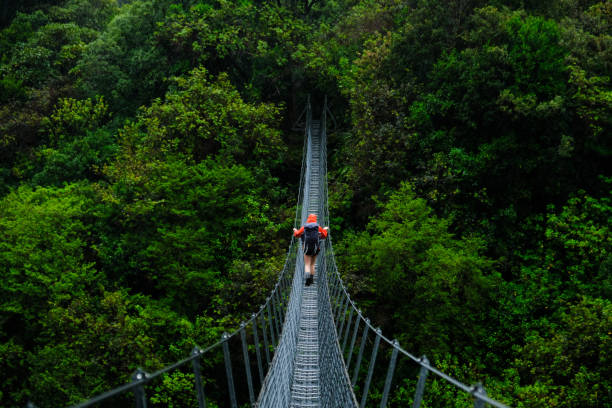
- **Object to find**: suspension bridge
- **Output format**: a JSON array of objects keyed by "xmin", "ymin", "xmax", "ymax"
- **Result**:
[{"xmin": 51, "ymin": 98, "xmax": 509, "ymax": 408}]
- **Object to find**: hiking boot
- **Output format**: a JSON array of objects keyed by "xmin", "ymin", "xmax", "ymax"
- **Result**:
[{"xmin": 305, "ymin": 276, "xmax": 314, "ymax": 286}]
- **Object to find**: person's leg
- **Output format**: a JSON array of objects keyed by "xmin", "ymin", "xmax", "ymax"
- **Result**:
[
  {"xmin": 304, "ymin": 254, "xmax": 312, "ymax": 274},
  {"xmin": 309, "ymin": 255, "xmax": 317, "ymax": 278},
  {"xmin": 304, "ymin": 254, "xmax": 315, "ymax": 286}
]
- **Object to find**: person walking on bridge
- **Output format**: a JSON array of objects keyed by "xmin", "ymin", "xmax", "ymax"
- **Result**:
[{"xmin": 293, "ymin": 213, "xmax": 329, "ymax": 286}]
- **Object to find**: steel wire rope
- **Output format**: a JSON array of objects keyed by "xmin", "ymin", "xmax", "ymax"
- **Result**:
[
  {"xmin": 322, "ymin": 193, "xmax": 509, "ymax": 407},
  {"xmin": 324, "ymin": 244, "xmax": 511, "ymax": 407},
  {"xmin": 64, "ymin": 100, "xmax": 314, "ymax": 408},
  {"xmin": 68, "ymin": 337, "xmax": 225, "ymax": 408},
  {"xmin": 66, "ymin": 246, "xmax": 299, "ymax": 408},
  {"xmin": 66, "ymin": 242, "xmax": 299, "ymax": 408},
  {"xmin": 318, "ymin": 96, "xmax": 509, "ymax": 408}
]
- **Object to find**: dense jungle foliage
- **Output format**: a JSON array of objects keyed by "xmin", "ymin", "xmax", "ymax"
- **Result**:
[{"xmin": 0, "ymin": 0, "xmax": 610, "ymax": 407}]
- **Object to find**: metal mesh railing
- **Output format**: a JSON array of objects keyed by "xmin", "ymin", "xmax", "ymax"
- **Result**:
[
  {"xmin": 54, "ymin": 101, "xmax": 314, "ymax": 408},
  {"xmin": 61, "ymin": 263, "xmax": 295, "ymax": 408},
  {"xmin": 316, "ymin": 97, "xmax": 510, "ymax": 408},
  {"xmin": 255, "ymin": 99, "xmax": 310, "ymax": 406},
  {"xmin": 314, "ymin": 97, "xmax": 359, "ymax": 407}
]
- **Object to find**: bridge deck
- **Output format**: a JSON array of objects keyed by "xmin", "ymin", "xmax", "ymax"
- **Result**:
[{"xmin": 290, "ymin": 120, "xmax": 321, "ymax": 408}]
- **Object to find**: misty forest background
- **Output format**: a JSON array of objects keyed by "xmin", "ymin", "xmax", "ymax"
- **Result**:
[{"xmin": 0, "ymin": 0, "xmax": 611, "ymax": 407}]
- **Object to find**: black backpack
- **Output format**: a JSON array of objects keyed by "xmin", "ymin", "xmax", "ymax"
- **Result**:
[{"xmin": 303, "ymin": 222, "xmax": 320, "ymax": 255}]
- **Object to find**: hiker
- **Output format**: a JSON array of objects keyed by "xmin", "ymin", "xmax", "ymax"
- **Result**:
[{"xmin": 293, "ymin": 213, "xmax": 329, "ymax": 286}]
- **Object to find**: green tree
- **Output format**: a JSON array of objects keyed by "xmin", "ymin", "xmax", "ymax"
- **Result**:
[
  {"xmin": 0, "ymin": 183, "xmax": 100, "ymax": 406},
  {"xmin": 512, "ymin": 297, "xmax": 611, "ymax": 407},
  {"xmin": 74, "ymin": 0, "xmax": 172, "ymax": 114},
  {"xmin": 30, "ymin": 96, "xmax": 117, "ymax": 186},
  {"xmin": 157, "ymin": 0, "xmax": 311, "ymax": 103},
  {"xmin": 337, "ymin": 183, "xmax": 496, "ymax": 356},
  {"xmin": 98, "ymin": 67, "xmax": 288, "ymax": 316},
  {"xmin": 0, "ymin": 2, "xmax": 117, "ymax": 192}
]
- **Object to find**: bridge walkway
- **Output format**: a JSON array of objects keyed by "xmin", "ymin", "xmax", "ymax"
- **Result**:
[{"xmin": 290, "ymin": 120, "xmax": 321, "ymax": 408}]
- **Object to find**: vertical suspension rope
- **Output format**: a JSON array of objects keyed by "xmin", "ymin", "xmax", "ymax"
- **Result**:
[
  {"xmin": 222, "ymin": 332, "xmax": 238, "ymax": 408},
  {"xmin": 240, "ymin": 324, "xmax": 256, "ymax": 405},
  {"xmin": 380, "ymin": 342, "xmax": 399, "ymax": 408},
  {"xmin": 360, "ymin": 330, "xmax": 381, "ymax": 408},
  {"xmin": 352, "ymin": 320, "xmax": 370, "ymax": 386},
  {"xmin": 131, "ymin": 369, "xmax": 148, "ymax": 408},
  {"xmin": 346, "ymin": 311, "xmax": 361, "ymax": 369},
  {"xmin": 412, "ymin": 356, "xmax": 429, "ymax": 408},
  {"xmin": 260, "ymin": 311, "xmax": 271, "ymax": 367},
  {"xmin": 191, "ymin": 348, "xmax": 207, "ymax": 408},
  {"xmin": 252, "ymin": 313, "xmax": 265, "ymax": 385},
  {"xmin": 341, "ymin": 307, "xmax": 355, "ymax": 353}
]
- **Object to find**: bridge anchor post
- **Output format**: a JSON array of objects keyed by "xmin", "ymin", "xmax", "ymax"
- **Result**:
[
  {"xmin": 251, "ymin": 313, "xmax": 265, "ymax": 385},
  {"xmin": 131, "ymin": 368, "xmax": 148, "ymax": 408},
  {"xmin": 222, "ymin": 332, "xmax": 238, "ymax": 408},
  {"xmin": 380, "ymin": 341, "xmax": 400, "ymax": 408},
  {"xmin": 412, "ymin": 356, "xmax": 429, "ymax": 408},
  {"xmin": 351, "ymin": 318, "xmax": 370, "ymax": 386},
  {"xmin": 191, "ymin": 347, "xmax": 207, "ymax": 408},
  {"xmin": 360, "ymin": 329, "xmax": 382, "ymax": 408},
  {"xmin": 240, "ymin": 323, "xmax": 256, "ymax": 406},
  {"xmin": 473, "ymin": 382, "xmax": 487, "ymax": 408}
]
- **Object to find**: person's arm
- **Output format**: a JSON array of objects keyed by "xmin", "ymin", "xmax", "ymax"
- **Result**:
[
  {"xmin": 319, "ymin": 226, "xmax": 329, "ymax": 239},
  {"xmin": 293, "ymin": 226, "xmax": 304, "ymax": 237}
]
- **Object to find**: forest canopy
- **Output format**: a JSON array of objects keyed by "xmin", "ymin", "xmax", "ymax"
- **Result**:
[{"xmin": 0, "ymin": 0, "xmax": 610, "ymax": 407}]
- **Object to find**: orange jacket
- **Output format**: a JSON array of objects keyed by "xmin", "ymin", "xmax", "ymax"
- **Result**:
[{"xmin": 294, "ymin": 214, "xmax": 328, "ymax": 239}]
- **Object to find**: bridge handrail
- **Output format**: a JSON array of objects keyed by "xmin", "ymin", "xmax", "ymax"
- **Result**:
[
  {"xmin": 63, "ymin": 236, "xmax": 297, "ymax": 407},
  {"xmin": 320, "ymin": 95, "xmax": 509, "ymax": 406},
  {"xmin": 326, "ymin": 248, "xmax": 509, "ymax": 407},
  {"xmin": 68, "ymin": 337, "xmax": 225, "ymax": 408},
  {"xmin": 60, "ymin": 96, "xmax": 314, "ymax": 408}
]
